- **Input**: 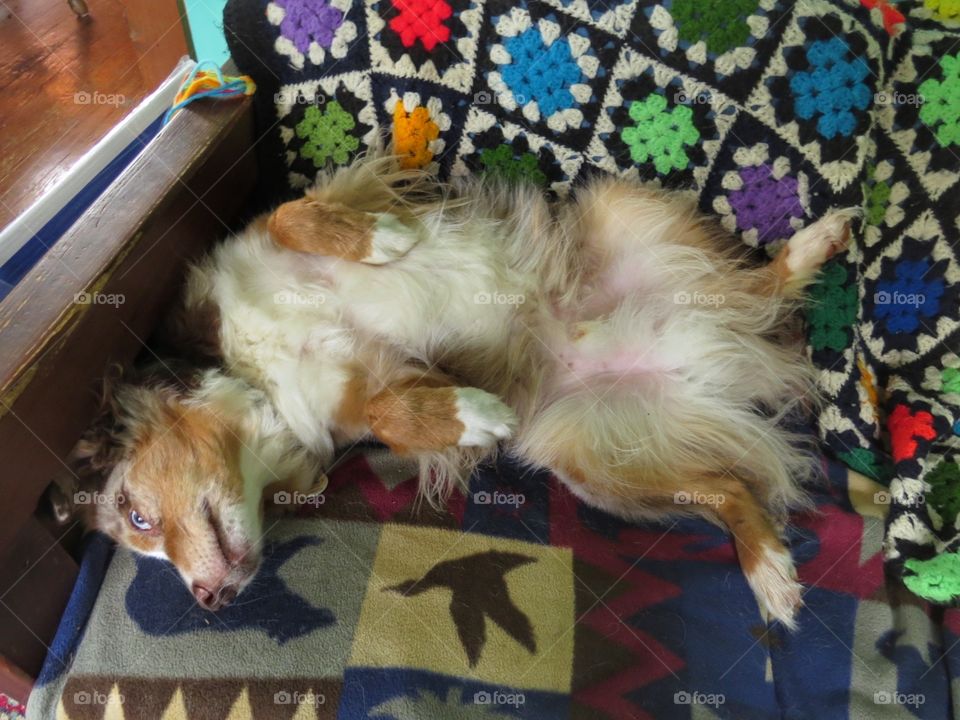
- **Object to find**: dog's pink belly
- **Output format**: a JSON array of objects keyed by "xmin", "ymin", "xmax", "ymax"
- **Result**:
[
  {"xmin": 545, "ymin": 320, "xmax": 680, "ymax": 398},
  {"xmin": 559, "ymin": 349, "xmax": 671, "ymax": 377},
  {"xmin": 578, "ymin": 258, "xmax": 661, "ymax": 321}
]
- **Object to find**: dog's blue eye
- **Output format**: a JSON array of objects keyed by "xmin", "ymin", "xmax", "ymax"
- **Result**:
[{"xmin": 129, "ymin": 510, "xmax": 152, "ymax": 531}]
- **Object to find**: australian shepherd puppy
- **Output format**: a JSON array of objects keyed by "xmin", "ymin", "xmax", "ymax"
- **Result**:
[{"xmin": 77, "ymin": 155, "xmax": 854, "ymax": 627}]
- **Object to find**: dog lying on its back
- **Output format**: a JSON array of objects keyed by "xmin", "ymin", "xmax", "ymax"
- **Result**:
[{"xmin": 77, "ymin": 155, "xmax": 854, "ymax": 627}]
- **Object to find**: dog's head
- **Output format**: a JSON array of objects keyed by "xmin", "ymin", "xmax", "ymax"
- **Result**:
[{"xmin": 75, "ymin": 366, "xmax": 319, "ymax": 610}]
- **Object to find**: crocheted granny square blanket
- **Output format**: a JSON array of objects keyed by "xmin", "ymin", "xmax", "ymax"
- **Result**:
[{"xmin": 223, "ymin": 0, "xmax": 960, "ymax": 603}]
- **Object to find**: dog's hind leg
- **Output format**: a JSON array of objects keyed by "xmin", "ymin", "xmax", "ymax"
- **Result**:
[
  {"xmin": 365, "ymin": 380, "xmax": 516, "ymax": 454},
  {"xmin": 555, "ymin": 460, "xmax": 803, "ymax": 630},
  {"xmin": 684, "ymin": 473, "xmax": 803, "ymax": 630},
  {"xmin": 268, "ymin": 197, "xmax": 420, "ymax": 264}
]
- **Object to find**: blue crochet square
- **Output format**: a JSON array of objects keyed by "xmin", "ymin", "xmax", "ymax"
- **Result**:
[{"xmin": 475, "ymin": 0, "xmax": 622, "ymax": 151}]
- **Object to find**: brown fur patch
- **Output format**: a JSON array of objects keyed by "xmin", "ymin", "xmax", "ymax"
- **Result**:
[
  {"xmin": 164, "ymin": 522, "xmax": 194, "ymax": 576},
  {"xmin": 121, "ymin": 401, "xmax": 242, "ymax": 573},
  {"xmin": 130, "ymin": 403, "xmax": 235, "ymax": 486},
  {"xmin": 333, "ymin": 367, "xmax": 371, "ymax": 440},
  {"xmin": 683, "ymin": 474, "xmax": 782, "ymax": 574},
  {"xmin": 268, "ymin": 197, "xmax": 375, "ymax": 260},
  {"xmin": 125, "ymin": 531, "xmax": 162, "ymax": 554},
  {"xmin": 763, "ymin": 246, "xmax": 795, "ymax": 296},
  {"xmin": 365, "ymin": 384, "xmax": 465, "ymax": 454}
]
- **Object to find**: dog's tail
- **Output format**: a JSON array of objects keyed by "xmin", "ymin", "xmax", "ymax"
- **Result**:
[{"xmin": 302, "ymin": 144, "xmax": 462, "ymax": 221}]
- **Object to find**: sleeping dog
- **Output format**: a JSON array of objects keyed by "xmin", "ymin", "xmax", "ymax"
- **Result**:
[{"xmin": 76, "ymin": 156, "xmax": 854, "ymax": 627}]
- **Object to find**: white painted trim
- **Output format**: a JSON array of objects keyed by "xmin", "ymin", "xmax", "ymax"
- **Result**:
[{"xmin": 0, "ymin": 57, "xmax": 197, "ymax": 268}]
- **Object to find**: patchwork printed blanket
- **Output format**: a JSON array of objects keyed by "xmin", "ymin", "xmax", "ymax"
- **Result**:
[
  {"xmin": 220, "ymin": 0, "xmax": 960, "ymax": 602},
  {"xmin": 26, "ymin": 450, "xmax": 960, "ymax": 719}
]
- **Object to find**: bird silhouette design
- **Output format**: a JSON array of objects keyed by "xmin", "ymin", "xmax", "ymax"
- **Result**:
[
  {"xmin": 385, "ymin": 550, "xmax": 537, "ymax": 666},
  {"xmin": 127, "ymin": 535, "xmax": 335, "ymax": 644}
]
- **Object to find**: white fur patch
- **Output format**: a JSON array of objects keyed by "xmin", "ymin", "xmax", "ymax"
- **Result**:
[
  {"xmin": 140, "ymin": 547, "xmax": 170, "ymax": 561},
  {"xmin": 744, "ymin": 545, "xmax": 803, "ymax": 631},
  {"xmin": 454, "ymin": 388, "xmax": 517, "ymax": 447},
  {"xmin": 364, "ymin": 213, "xmax": 420, "ymax": 264}
]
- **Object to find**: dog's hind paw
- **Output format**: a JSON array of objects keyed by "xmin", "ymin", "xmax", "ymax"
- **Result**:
[
  {"xmin": 786, "ymin": 207, "xmax": 859, "ymax": 275},
  {"xmin": 454, "ymin": 388, "xmax": 517, "ymax": 448},
  {"xmin": 745, "ymin": 545, "xmax": 804, "ymax": 631}
]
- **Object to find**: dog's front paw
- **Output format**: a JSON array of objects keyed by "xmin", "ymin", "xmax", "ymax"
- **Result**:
[
  {"xmin": 364, "ymin": 213, "xmax": 421, "ymax": 265},
  {"xmin": 454, "ymin": 388, "xmax": 517, "ymax": 448}
]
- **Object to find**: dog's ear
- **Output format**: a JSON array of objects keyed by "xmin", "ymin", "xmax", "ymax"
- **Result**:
[
  {"xmin": 72, "ymin": 365, "xmax": 129, "ymax": 475},
  {"xmin": 65, "ymin": 369, "xmax": 131, "ymax": 529}
]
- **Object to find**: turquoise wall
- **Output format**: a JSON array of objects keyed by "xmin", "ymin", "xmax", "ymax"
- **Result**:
[{"xmin": 184, "ymin": 0, "xmax": 230, "ymax": 64}]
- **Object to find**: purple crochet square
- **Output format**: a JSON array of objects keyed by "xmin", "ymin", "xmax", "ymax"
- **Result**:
[
  {"xmin": 728, "ymin": 165, "xmax": 803, "ymax": 244},
  {"xmin": 276, "ymin": 0, "xmax": 344, "ymax": 53}
]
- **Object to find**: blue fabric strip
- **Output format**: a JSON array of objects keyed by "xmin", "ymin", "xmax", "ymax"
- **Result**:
[
  {"xmin": 34, "ymin": 533, "xmax": 114, "ymax": 687},
  {"xmin": 0, "ymin": 114, "xmax": 165, "ymax": 301}
]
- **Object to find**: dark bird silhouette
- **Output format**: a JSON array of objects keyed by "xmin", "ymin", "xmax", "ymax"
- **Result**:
[
  {"xmin": 385, "ymin": 550, "xmax": 537, "ymax": 666},
  {"xmin": 127, "ymin": 535, "xmax": 335, "ymax": 644}
]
